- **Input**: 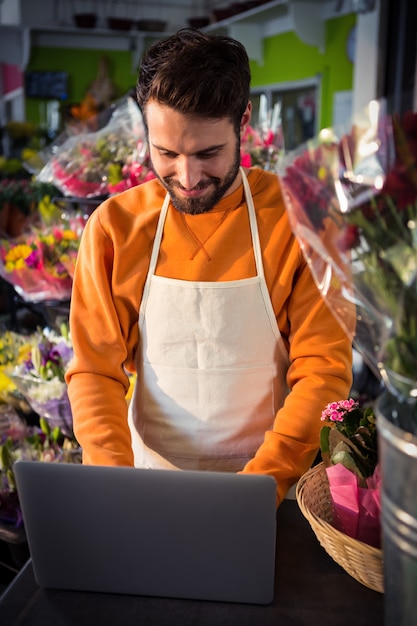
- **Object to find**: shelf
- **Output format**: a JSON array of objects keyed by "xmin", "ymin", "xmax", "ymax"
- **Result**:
[
  {"xmin": 0, "ymin": 23, "xmax": 167, "ymax": 71},
  {"xmin": 205, "ymin": 0, "xmax": 290, "ymax": 30},
  {"xmin": 33, "ymin": 23, "xmax": 177, "ymax": 72},
  {"xmin": 204, "ymin": 0, "xmax": 326, "ymax": 63},
  {"xmin": 0, "ymin": 0, "xmax": 328, "ymax": 70},
  {"xmin": 29, "ymin": 24, "xmax": 166, "ymax": 53}
]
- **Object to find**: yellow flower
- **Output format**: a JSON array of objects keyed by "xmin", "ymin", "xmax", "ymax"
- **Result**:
[
  {"xmin": 4, "ymin": 259, "xmax": 22, "ymax": 272},
  {"xmin": 4, "ymin": 244, "xmax": 33, "ymax": 265},
  {"xmin": 17, "ymin": 343, "xmax": 35, "ymax": 363},
  {"xmin": 318, "ymin": 165, "xmax": 327, "ymax": 181},
  {"xmin": 39, "ymin": 195, "xmax": 62, "ymax": 224},
  {"xmin": 0, "ymin": 368, "xmax": 16, "ymax": 396},
  {"xmin": 62, "ymin": 230, "xmax": 78, "ymax": 241},
  {"xmin": 5, "ymin": 258, "xmax": 25, "ymax": 272},
  {"xmin": 21, "ymin": 148, "xmax": 37, "ymax": 161},
  {"xmin": 41, "ymin": 233, "xmax": 55, "ymax": 246},
  {"xmin": 5, "ymin": 244, "xmax": 33, "ymax": 260}
]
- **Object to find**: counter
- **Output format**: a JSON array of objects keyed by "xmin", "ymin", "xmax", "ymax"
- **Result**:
[{"xmin": 0, "ymin": 500, "xmax": 383, "ymax": 626}]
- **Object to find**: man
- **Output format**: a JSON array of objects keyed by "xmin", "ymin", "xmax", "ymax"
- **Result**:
[{"xmin": 66, "ymin": 28, "xmax": 352, "ymax": 505}]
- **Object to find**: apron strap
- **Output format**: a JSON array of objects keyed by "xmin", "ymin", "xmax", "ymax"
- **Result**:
[
  {"xmin": 240, "ymin": 167, "xmax": 265, "ymax": 280},
  {"xmin": 139, "ymin": 193, "xmax": 170, "ymax": 326},
  {"xmin": 149, "ymin": 192, "xmax": 170, "ymax": 276}
]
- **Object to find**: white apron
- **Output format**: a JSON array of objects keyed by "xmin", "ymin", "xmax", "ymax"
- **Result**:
[{"xmin": 128, "ymin": 168, "xmax": 289, "ymax": 471}]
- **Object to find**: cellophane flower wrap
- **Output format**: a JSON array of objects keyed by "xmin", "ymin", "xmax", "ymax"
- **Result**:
[
  {"xmin": 241, "ymin": 96, "xmax": 285, "ymax": 170},
  {"xmin": 0, "ymin": 208, "xmax": 88, "ymax": 302},
  {"xmin": 36, "ymin": 95, "xmax": 154, "ymax": 198},
  {"xmin": 8, "ymin": 326, "xmax": 75, "ymax": 439},
  {"xmin": 278, "ymin": 98, "xmax": 417, "ymax": 434},
  {"xmin": 320, "ymin": 399, "xmax": 380, "ymax": 548}
]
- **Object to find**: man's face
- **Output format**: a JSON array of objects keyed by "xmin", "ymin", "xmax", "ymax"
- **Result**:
[{"xmin": 145, "ymin": 101, "xmax": 249, "ymax": 215}]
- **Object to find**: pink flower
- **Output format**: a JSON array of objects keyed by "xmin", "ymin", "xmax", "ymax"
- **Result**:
[
  {"xmin": 25, "ymin": 249, "xmax": 42, "ymax": 269},
  {"xmin": 240, "ymin": 152, "xmax": 252, "ymax": 167},
  {"xmin": 321, "ymin": 398, "xmax": 359, "ymax": 422},
  {"xmin": 264, "ymin": 129, "xmax": 275, "ymax": 146}
]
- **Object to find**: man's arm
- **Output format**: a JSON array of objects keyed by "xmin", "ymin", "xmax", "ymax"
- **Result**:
[
  {"xmin": 65, "ymin": 206, "xmax": 137, "ymax": 467},
  {"xmin": 242, "ymin": 254, "xmax": 353, "ymax": 505}
]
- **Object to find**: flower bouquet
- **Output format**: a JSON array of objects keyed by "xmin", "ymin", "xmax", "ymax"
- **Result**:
[
  {"xmin": 0, "ymin": 236, "xmax": 73, "ymax": 302},
  {"xmin": 0, "ymin": 407, "xmax": 80, "ymax": 530},
  {"xmin": 106, "ymin": 155, "xmax": 156, "ymax": 195},
  {"xmin": 241, "ymin": 96, "xmax": 284, "ymax": 170},
  {"xmin": 0, "ymin": 207, "xmax": 87, "ymax": 302},
  {"xmin": 36, "ymin": 96, "xmax": 152, "ymax": 198},
  {"xmin": 320, "ymin": 398, "xmax": 380, "ymax": 548},
  {"xmin": 278, "ymin": 99, "xmax": 417, "ymax": 432},
  {"xmin": 280, "ymin": 99, "xmax": 417, "ymax": 612},
  {"xmin": 8, "ymin": 326, "xmax": 75, "ymax": 439},
  {"xmin": 37, "ymin": 211, "xmax": 88, "ymax": 280}
]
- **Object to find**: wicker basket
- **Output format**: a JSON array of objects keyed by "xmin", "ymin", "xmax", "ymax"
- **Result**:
[{"xmin": 296, "ymin": 462, "xmax": 384, "ymax": 593}]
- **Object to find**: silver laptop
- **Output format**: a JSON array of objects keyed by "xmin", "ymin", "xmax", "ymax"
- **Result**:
[{"xmin": 14, "ymin": 461, "xmax": 277, "ymax": 604}]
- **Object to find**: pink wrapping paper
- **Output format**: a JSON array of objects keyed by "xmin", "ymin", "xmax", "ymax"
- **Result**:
[{"xmin": 326, "ymin": 463, "xmax": 381, "ymax": 548}]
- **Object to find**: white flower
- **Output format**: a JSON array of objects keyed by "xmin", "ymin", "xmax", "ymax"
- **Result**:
[{"xmin": 26, "ymin": 377, "xmax": 66, "ymax": 402}]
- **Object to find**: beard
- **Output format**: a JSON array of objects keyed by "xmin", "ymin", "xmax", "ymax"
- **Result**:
[{"xmin": 151, "ymin": 141, "xmax": 242, "ymax": 215}]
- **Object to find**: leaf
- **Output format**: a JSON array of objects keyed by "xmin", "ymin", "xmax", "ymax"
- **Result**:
[
  {"xmin": 6, "ymin": 468, "xmax": 16, "ymax": 491},
  {"xmin": 331, "ymin": 449, "xmax": 366, "ymax": 485},
  {"xmin": 51, "ymin": 426, "xmax": 64, "ymax": 446},
  {"xmin": 0, "ymin": 441, "xmax": 14, "ymax": 471},
  {"xmin": 31, "ymin": 346, "xmax": 41, "ymax": 374},
  {"xmin": 320, "ymin": 425, "xmax": 332, "ymax": 467},
  {"xmin": 107, "ymin": 163, "xmax": 122, "ymax": 185},
  {"xmin": 329, "ymin": 428, "xmax": 376, "ymax": 478},
  {"xmin": 39, "ymin": 416, "xmax": 51, "ymax": 435}
]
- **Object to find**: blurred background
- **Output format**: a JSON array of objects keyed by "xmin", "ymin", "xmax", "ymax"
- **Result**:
[{"xmin": 0, "ymin": 0, "xmax": 415, "ymax": 156}]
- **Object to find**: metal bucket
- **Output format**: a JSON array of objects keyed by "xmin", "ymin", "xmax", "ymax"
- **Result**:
[{"xmin": 377, "ymin": 393, "xmax": 417, "ymax": 626}]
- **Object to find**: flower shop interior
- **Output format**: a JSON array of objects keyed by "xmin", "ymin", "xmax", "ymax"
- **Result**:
[{"xmin": 0, "ymin": 0, "xmax": 416, "ymax": 618}]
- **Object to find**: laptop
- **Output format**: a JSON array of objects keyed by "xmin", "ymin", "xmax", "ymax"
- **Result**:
[{"xmin": 13, "ymin": 461, "xmax": 277, "ymax": 604}]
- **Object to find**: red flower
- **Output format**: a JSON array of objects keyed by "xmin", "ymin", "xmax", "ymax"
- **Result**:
[
  {"xmin": 279, "ymin": 102, "xmax": 417, "ymax": 393},
  {"xmin": 339, "ymin": 224, "xmax": 360, "ymax": 251}
]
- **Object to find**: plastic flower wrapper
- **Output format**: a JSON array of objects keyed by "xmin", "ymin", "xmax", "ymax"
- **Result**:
[
  {"xmin": 0, "ymin": 236, "xmax": 73, "ymax": 302},
  {"xmin": 36, "ymin": 95, "xmax": 150, "ymax": 198},
  {"xmin": 0, "ymin": 215, "xmax": 81, "ymax": 302},
  {"xmin": 106, "ymin": 153, "xmax": 156, "ymax": 195},
  {"xmin": 8, "ymin": 325, "xmax": 75, "ymax": 439},
  {"xmin": 320, "ymin": 398, "xmax": 381, "ymax": 548},
  {"xmin": 0, "ymin": 406, "xmax": 80, "ymax": 528},
  {"xmin": 277, "ymin": 98, "xmax": 417, "ymax": 434},
  {"xmin": 241, "ymin": 96, "xmax": 285, "ymax": 170}
]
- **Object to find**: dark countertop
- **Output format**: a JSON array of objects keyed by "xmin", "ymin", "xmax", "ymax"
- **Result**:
[{"xmin": 0, "ymin": 499, "xmax": 383, "ymax": 626}]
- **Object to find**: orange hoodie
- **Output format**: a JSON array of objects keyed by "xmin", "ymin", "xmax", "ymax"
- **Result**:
[{"xmin": 66, "ymin": 168, "xmax": 353, "ymax": 504}]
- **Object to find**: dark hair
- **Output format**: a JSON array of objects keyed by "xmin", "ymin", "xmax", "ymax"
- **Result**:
[{"xmin": 136, "ymin": 28, "xmax": 251, "ymax": 132}]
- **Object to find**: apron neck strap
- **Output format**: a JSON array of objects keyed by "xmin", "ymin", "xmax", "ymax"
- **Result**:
[
  {"xmin": 147, "ymin": 192, "xmax": 170, "ymax": 276},
  {"xmin": 240, "ymin": 167, "xmax": 265, "ymax": 279},
  {"xmin": 148, "ymin": 168, "xmax": 264, "ymax": 278}
]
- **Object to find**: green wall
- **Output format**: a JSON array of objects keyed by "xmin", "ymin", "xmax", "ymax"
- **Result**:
[
  {"xmin": 25, "ymin": 47, "xmax": 135, "ymax": 126},
  {"xmin": 25, "ymin": 12, "xmax": 356, "ymax": 131},
  {"xmin": 250, "ymin": 12, "xmax": 356, "ymax": 129}
]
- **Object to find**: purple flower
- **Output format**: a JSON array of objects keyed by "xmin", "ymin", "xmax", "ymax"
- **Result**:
[
  {"xmin": 25, "ymin": 249, "xmax": 42, "ymax": 269},
  {"xmin": 50, "ymin": 341, "xmax": 73, "ymax": 366}
]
